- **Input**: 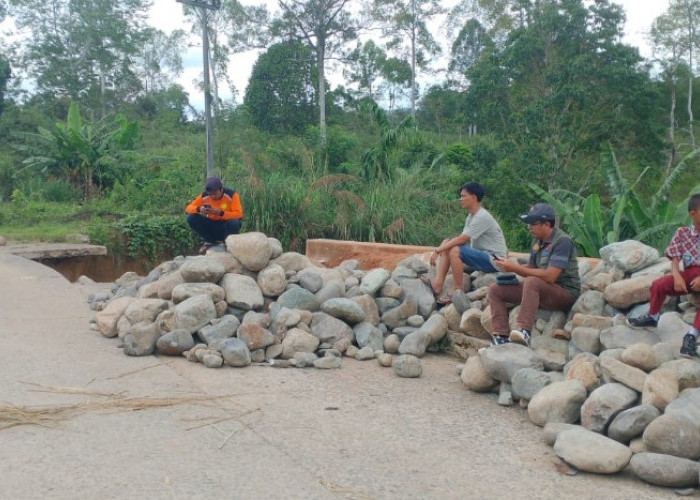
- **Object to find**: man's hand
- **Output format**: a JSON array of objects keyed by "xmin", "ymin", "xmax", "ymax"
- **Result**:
[
  {"xmin": 495, "ymin": 258, "xmax": 519, "ymax": 273},
  {"xmin": 673, "ymin": 273, "xmax": 689, "ymax": 293},
  {"xmin": 429, "ymin": 249, "xmax": 439, "ymax": 266},
  {"xmin": 690, "ymin": 276, "xmax": 700, "ymax": 292}
]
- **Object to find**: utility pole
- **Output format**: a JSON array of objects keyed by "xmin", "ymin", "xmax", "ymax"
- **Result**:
[{"xmin": 176, "ymin": 0, "xmax": 221, "ymax": 178}]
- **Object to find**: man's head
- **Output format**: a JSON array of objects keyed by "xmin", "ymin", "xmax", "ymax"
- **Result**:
[
  {"xmin": 205, "ymin": 176, "xmax": 224, "ymax": 200},
  {"xmin": 689, "ymin": 193, "xmax": 700, "ymax": 226},
  {"xmin": 520, "ymin": 202, "xmax": 556, "ymax": 239},
  {"xmin": 459, "ymin": 182, "xmax": 484, "ymax": 211}
]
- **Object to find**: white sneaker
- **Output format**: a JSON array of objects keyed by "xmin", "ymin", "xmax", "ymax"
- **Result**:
[{"xmin": 509, "ymin": 329, "xmax": 531, "ymax": 347}]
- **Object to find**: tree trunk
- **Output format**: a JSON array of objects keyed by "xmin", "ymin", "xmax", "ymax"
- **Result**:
[
  {"xmin": 317, "ymin": 44, "xmax": 327, "ymax": 152},
  {"xmin": 667, "ymin": 78, "xmax": 677, "ymax": 177},
  {"xmin": 687, "ymin": 2, "xmax": 695, "ymax": 148},
  {"xmin": 410, "ymin": 1, "xmax": 417, "ymax": 120}
]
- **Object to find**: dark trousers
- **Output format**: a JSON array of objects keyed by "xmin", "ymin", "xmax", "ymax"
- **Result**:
[
  {"xmin": 186, "ymin": 214, "xmax": 241, "ymax": 244},
  {"xmin": 649, "ymin": 267, "xmax": 700, "ymax": 330},
  {"xmin": 488, "ymin": 276, "xmax": 577, "ymax": 334}
]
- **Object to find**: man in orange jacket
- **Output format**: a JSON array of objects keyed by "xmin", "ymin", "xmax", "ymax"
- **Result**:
[{"xmin": 185, "ymin": 176, "xmax": 243, "ymax": 254}]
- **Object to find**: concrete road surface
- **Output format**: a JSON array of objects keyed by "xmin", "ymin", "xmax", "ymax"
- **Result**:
[{"xmin": 0, "ymin": 254, "xmax": 674, "ymax": 499}]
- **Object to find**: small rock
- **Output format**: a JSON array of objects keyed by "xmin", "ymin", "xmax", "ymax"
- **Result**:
[
  {"xmin": 394, "ymin": 354, "xmax": 422, "ymax": 378},
  {"xmin": 313, "ymin": 355, "xmax": 342, "ymax": 369},
  {"xmin": 377, "ymin": 353, "xmax": 393, "ymax": 367}
]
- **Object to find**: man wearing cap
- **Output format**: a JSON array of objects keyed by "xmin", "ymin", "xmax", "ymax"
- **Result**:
[
  {"xmin": 185, "ymin": 176, "xmax": 243, "ymax": 254},
  {"xmin": 486, "ymin": 203, "xmax": 580, "ymax": 348}
]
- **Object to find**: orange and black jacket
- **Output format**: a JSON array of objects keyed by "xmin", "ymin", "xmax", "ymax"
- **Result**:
[{"xmin": 185, "ymin": 188, "xmax": 243, "ymax": 221}]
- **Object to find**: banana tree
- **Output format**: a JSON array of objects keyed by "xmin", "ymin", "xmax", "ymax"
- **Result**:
[
  {"xmin": 14, "ymin": 102, "xmax": 138, "ymax": 199},
  {"xmin": 529, "ymin": 144, "xmax": 700, "ymax": 257}
]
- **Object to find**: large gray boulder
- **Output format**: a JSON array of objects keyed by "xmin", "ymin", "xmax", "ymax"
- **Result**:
[
  {"xmin": 172, "ymin": 294, "xmax": 217, "ymax": 334},
  {"xmin": 643, "ymin": 412, "xmax": 700, "ymax": 459},
  {"xmin": 221, "ymin": 337, "xmax": 252, "ymax": 367},
  {"xmin": 179, "ymin": 256, "xmax": 226, "ymax": 283},
  {"xmin": 359, "ymin": 268, "xmax": 391, "ymax": 296},
  {"xmin": 156, "ymin": 329, "xmax": 195, "ymax": 356},
  {"xmin": 276, "ymin": 287, "xmax": 321, "ymax": 312},
  {"xmin": 528, "ymin": 379, "xmax": 587, "ymax": 426},
  {"xmin": 553, "ymin": 427, "xmax": 632, "ymax": 474},
  {"xmin": 310, "ymin": 312, "xmax": 355, "ymax": 345},
  {"xmin": 281, "ymin": 328, "xmax": 320, "ymax": 359},
  {"xmin": 321, "ymin": 298, "xmax": 366, "ymax": 324},
  {"xmin": 580, "ymin": 383, "xmax": 638, "ymax": 433},
  {"xmin": 608, "ymin": 405, "xmax": 661, "ymax": 443},
  {"xmin": 461, "ymin": 355, "xmax": 498, "ymax": 392},
  {"xmin": 354, "ymin": 322, "xmax": 384, "ymax": 351},
  {"xmin": 603, "ymin": 274, "xmax": 664, "ymax": 309},
  {"xmin": 96, "ymin": 296, "xmax": 135, "ymax": 337},
  {"xmin": 123, "ymin": 321, "xmax": 162, "ymax": 356},
  {"xmin": 198, "ymin": 314, "xmax": 239, "ymax": 344},
  {"xmin": 599, "ymin": 240, "xmax": 660, "ymax": 273},
  {"xmin": 629, "ymin": 453, "xmax": 700, "ymax": 488},
  {"xmin": 225, "ymin": 232, "xmax": 272, "ymax": 271},
  {"xmin": 220, "ymin": 273, "xmax": 264, "ymax": 310},
  {"xmin": 398, "ymin": 331, "xmax": 431, "ymax": 357},
  {"xmin": 257, "ymin": 263, "xmax": 287, "ymax": 297},
  {"xmin": 171, "ymin": 282, "xmax": 225, "ymax": 304},
  {"xmin": 480, "ymin": 343, "xmax": 544, "ymax": 383}
]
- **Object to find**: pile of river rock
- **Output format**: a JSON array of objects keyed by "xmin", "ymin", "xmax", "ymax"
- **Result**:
[{"xmin": 89, "ymin": 232, "xmax": 700, "ymax": 490}]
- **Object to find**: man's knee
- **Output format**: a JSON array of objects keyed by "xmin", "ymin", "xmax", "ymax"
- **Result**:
[
  {"xmin": 522, "ymin": 276, "xmax": 547, "ymax": 290},
  {"xmin": 224, "ymin": 219, "xmax": 242, "ymax": 235}
]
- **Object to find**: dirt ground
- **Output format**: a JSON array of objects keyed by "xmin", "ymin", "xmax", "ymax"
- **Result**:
[{"xmin": 0, "ymin": 254, "xmax": 679, "ymax": 499}]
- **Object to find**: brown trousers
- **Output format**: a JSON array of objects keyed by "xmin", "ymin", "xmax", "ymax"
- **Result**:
[{"xmin": 488, "ymin": 276, "xmax": 577, "ymax": 335}]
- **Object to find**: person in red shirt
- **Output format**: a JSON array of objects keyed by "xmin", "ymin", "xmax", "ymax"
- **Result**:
[
  {"xmin": 185, "ymin": 176, "xmax": 243, "ymax": 254},
  {"xmin": 628, "ymin": 193, "xmax": 700, "ymax": 357}
]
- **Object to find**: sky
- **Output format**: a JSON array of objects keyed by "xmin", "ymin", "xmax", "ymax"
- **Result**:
[{"xmin": 152, "ymin": 0, "xmax": 670, "ymax": 110}]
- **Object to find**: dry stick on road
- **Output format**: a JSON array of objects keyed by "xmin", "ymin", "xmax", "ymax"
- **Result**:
[
  {"xmin": 104, "ymin": 360, "xmax": 177, "ymax": 379},
  {"xmin": 0, "ymin": 391, "xmax": 237, "ymax": 431}
]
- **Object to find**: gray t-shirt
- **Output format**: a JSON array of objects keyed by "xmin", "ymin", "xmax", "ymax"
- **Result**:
[{"xmin": 462, "ymin": 207, "xmax": 508, "ymax": 260}]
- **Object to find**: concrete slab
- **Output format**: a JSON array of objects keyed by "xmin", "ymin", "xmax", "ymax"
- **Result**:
[
  {"xmin": 0, "ymin": 242, "xmax": 107, "ymax": 259},
  {"xmin": 0, "ymin": 255, "xmax": 669, "ymax": 498}
]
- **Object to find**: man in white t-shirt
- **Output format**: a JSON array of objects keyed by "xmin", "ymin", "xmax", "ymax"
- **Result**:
[{"xmin": 424, "ymin": 182, "xmax": 508, "ymax": 304}]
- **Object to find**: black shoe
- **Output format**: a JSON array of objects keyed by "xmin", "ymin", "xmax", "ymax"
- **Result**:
[
  {"xmin": 627, "ymin": 314, "xmax": 658, "ymax": 328},
  {"xmin": 478, "ymin": 335, "xmax": 510, "ymax": 354},
  {"xmin": 509, "ymin": 329, "xmax": 531, "ymax": 347},
  {"xmin": 680, "ymin": 333, "xmax": 698, "ymax": 358}
]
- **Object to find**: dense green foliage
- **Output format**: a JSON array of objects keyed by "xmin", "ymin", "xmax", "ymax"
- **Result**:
[
  {"xmin": 243, "ymin": 41, "xmax": 318, "ymax": 135},
  {"xmin": 1, "ymin": 0, "xmax": 699, "ymax": 263}
]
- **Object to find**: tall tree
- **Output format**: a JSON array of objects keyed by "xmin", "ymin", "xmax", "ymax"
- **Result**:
[
  {"xmin": 653, "ymin": 0, "xmax": 700, "ymax": 148},
  {"xmin": 134, "ymin": 28, "xmax": 187, "ymax": 93},
  {"xmin": 182, "ymin": 0, "xmax": 270, "ymax": 111},
  {"xmin": 379, "ymin": 57, "xmax": 412, "ymax": 110},
  {"xmin": 373, "ymin": 0, "xmax": 444, "ymax": 118},
  {"xmin": 652, "ymin": 11, "xmax": 686, "ymax": 174},
  {"xmin": 272, "ymin": 0, "xmax": 360, "ymax": 148},
  {"xmin": 8, "ymin": 0, "xmax": 151, "ymax": 116},
  {"xmin": 462, "ymin": 0, "xmax": 664, "ymax": 188},
  {"xmin": 448, "ymin": 18, "xmax": 493, "ymax": 88},
  {"xmin": 243, "ymin": 40, "xmax": 317, "ymax": 135},
  {"xmin": 0, "ymin": 56, "xmax": 9, "ymax": 117},
  {"xmin": 344, "ymin": 40, "xmax": 387, "ymax": 101}
]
